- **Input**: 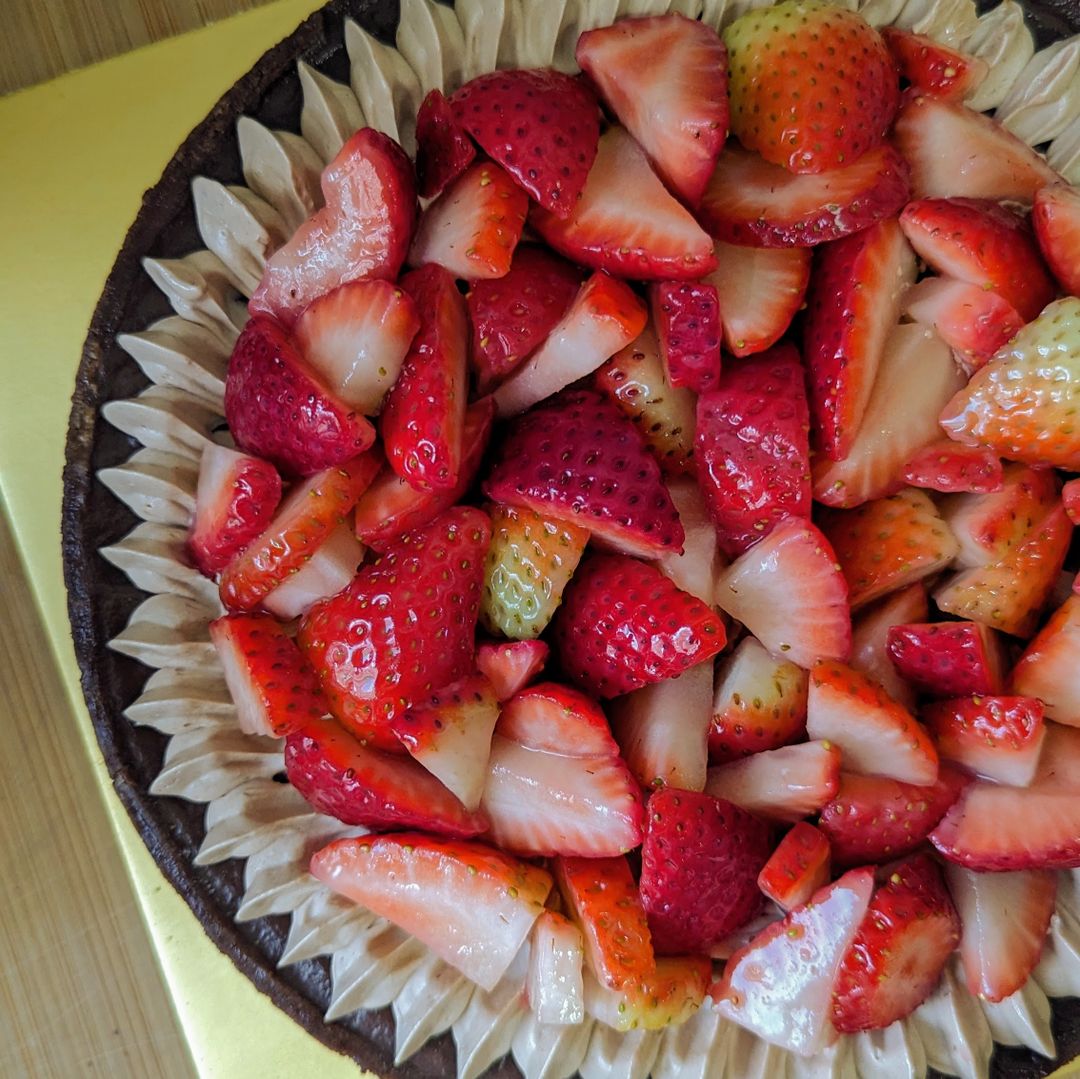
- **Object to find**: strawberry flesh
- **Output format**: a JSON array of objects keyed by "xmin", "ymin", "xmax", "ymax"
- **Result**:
[
  {"xmin": 881, "ymin": 28, "xmax": 988, "ymax": 102},
  {"xmin": 475, "ymin": 639, "xmax": 549, "ymax": 702},
  {"xmin": 1012, "ymin": 595, "xmax": 1080, "ymax": 725}
]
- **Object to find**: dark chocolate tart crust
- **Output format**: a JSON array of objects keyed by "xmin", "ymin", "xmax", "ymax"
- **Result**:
[{"xmin": 62, "ymin": 1, "xmax": 1080, "ymax": 1076}]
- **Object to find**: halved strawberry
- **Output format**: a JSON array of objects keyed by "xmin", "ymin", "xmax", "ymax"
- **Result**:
[
  {"xmin": 650, "ymin": 280, "xmax": 721, "ymax": 394},
  {"xmin": 527, "ymin": 910, "xmax": 585, "ymax": 1026},
  {"xmin": 262, "ymin": 524, "xmax": 364, "ymax": 621},
  {"xmin": 584, "ymin": 956, "xmax": 709, "ymax": 1032},
  {"xmin": 475, "ymin": 639, "xmax": 549, "ymax": 702},
  {"xmin": 757, "ymin": 822, "xmax": 831, "ymax": 913},
  {"xmin": 310, "ymin": 833, "xmax": 550, "ymax": 991},
  {"xmin": 408, "ymin": 160, "xmax": 528, "ymax": 280},
  {"xmin": 492, "ymin": 272, "xmax": 647, "ymax": 417},
  {"xmin": 886, "ymin": 620, "xmax": 1008, "ymax": 698},
  {"xmin": 576, "ymin": 14, "xmax": 728, "ymax": 207},
  {"xmin": 188, "ymin": 443, "xmax": 281, "ymax": 577},
  {"xmin": 901, "ymin": 440, "xmax": 1004, "ymax": 495},
  {"xmin": 250, "ymin": 128, "xmax": 416, "ymax": 327},
  {"xmin": 849, "ymin": 583, "xmax": 929, "ymax": 711},
  {"xmin": 415, "ymin": 87, "xmax": 475, "ymax": 200},
  {"xmin": 715, "ymin": 517, "xmax": 851, "ymax": 670},
  {"xmin": 1033, "ymin": 182, "xmax": 1080, "ymax": 297},
  {"xmin": 654, "ymin": 475, "xmax": 723, "ymax": 606},
  {"xmin": 496, "ymin": 683, "xmax": 617, "ymax": 758},
  {"xmin": 531, "ymin": 126, "xmax": 717, "ymax": 280},
  {"xmin": 698, "ymin": 143, "xmax": 910, "ymax": 248},
  {"xmin": 293, "ymin": 278, "xmax": 420, "ymax": 415},
  {"xmin": 1012, "ymin": 595, "xmax": 1080, "ymax": 725},
  {"xmin": 881, "ymin": 28, "xmax": 988, "ymax": 102},
  {"xmin": 832, "ymin": 854, "xmax": 960, "ymax": 1033}
]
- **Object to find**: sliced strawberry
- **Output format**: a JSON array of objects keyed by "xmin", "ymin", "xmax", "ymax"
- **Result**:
[
  {"xmin": 849, "ymin": 583, "xmax": 929, "ymax": 712},
  {"xmin": 484, "ymin": 388, "xmax": 684, "ymax": 559},
  {"xmin": 803, "ymin": 219, "xmax": 917, "ymax": 460},
  {"xmin": 715, "ymin": 517, "xmax": 851, "ymax": 670},
  {"xmin": 492, "ymin": 272, "xmax": 647, "ymax": 417},
  {"xmin": 310, "ymin": 833, "xmax": 551, "ymax": 991},
  {"xmin": 1012, "ymin": 595, "xmax": 1080, "ymax": 725},
  {"xmin": 415, "ymin": 87, "xmax": 476, "ymax": 200},
  {"xmin": 496, "ymin": 683, "xmax": 617, "ymax": 758},
  {"xmin": 285, "ymin": 716, "xmax": 487, "ymax": 835},
  {"xmin": 450, "ymin": 68, "xmax": 599, "ymax": 217},
  {"xmin": 833, "ymin": 854, "xmax": 960, "ymax": 1033},
  {"xmin": 650, "ymin": 280, "xmax": 721, "ymax": 394},
  {"xmin": 757, "ymin": 822, "xmax": 831, "ymax": 913},
  {"xmin": 902, "ymin": 440, "xmax": 1004, "ymax": 495},
  {"xmin": 886, "ymin": 620, "xmax": 1008, "ymax": 698},
  {"xmin": 528, "ymin": 910, "xmax": 585, "ymax": 1026},
  {"xmin": 1066, "ymin": 479, "xmax": 1080, "ymax": 526},
  {"xmin": 1033, "ymin": 182, "xmax": 1080, "ymax": 297},
  {"xmin": 552, "ymin": 553, "xmax": 725, "ymax": 697},
  {"xmin": 188, "ymin": 443, "xmax": 281, "ymax": 577},
  {"xmin": 250, "ymin": 128, "xmax": 416, "ymax": 327},
  {"xmin": 709, "ymin": 636, "xmax": 808, "ymax": 763},
  {"xmin": 262, "ymin": 524, "xmax": 364, "ymax": 621},
  {"xmin": 380, "ymin": 263, "xmax": 468, "ymax": 492},
  {"xmin": 218, "ymin": 453, "xmax": 378, "ymax": 612},
  {"xmin": 881, "ymin": 28, "xmax": 988, "ymax": 102},
  {"xmin": 705, "ymin": 241, "xmax": 810, "ymax": 357},
  {"xmin": 293, "ymin": 278, "xmax": 420, "ymax": 415},
  {"xmin": 576, "ymin": 13, "xmax": 728, "ymax": 206},
  {"xmin": 584, "ymin": 956, "xmax": 710, "ymax": 1032},
  {"xmin": 655, "ymin": 475, "xmax": 724, "ymax": 606},
  {"xmin": 696, "ymin": 345, "xmax": 811, "ymax": 557},
  {"xmin": 475, "ymin": 639, "xmax": 549, "ymax": 703},
  {"xmin": 531, "ymin": 126, "xmax": 717, "ymax": 280},
  {"xmin": 698, "ymin": 143, "xmax": 910, "ymax": 248},
  {"xmin": 224, "ymin": 316, "xmax": 376, "ymax": 477}
]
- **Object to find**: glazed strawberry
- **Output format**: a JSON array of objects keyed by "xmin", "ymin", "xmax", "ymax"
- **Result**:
[
  {"xmin": 250, "ymin": 128, "xmax": 416, "ymax": 327},
  {"xmin": 293, "ymin": 278, "xmax": 420, "ymax": 415},
  {"xmin": 576, "ymin": 14, "xmax": 728, "ymax": 206},
  {"xmin": 585, "ymin": 956, "xmax": 710, "ymax": 1032},
  {"xmin": 475, "ymin": 639, "xmax": 549, "ymax": 702},
  {"xmin": 695, "ymin": 345, "xmax": 811, "ymax": 557},
  {"xmin": 881, "ymin": 28, "xmax": 988, "ymax": 102},
  {"xmin": 803, "ymin": 219, "xmax": 917, "ymax": 460},
  {"xmin": 705, "ymin": 242, "xmax": 810, "ymax": 357},
  {"xmin": 188, "ymin": 443, "xmax": 281, "ymax": 577},
  {"xmin": 650, "ymin": 281, "xmax": 721, "ymax": 393},
  {"xmin": 310, "ymin": 833, "xmax": 551, "ymax": 991},
  {"xmin": 758, "ymin": 823, "xmax": 831, "ymax": 913},
  {"xmin": 654, "ymin": 475, "xmax": 723, "ymax": 606},
  {"xmin": 1033, "ymin": 182, "xmax": 1080, "ymax": 297},
  {"xmin": 224, "ymin": 316, "xmax": 376, "ymax": 476},
  {"xmin": 552, "ymin": 554, "xmax": 725, "ymax": 697},
  {"xmin": 899, "ymin": 198, "xmax": 1055, "ymax": 323},
  {"xmin": 450, "ymin": 68, "xmax": 599, "ymax": 216},
  {"xmin": 209, "ymin": 613, "xmax": 325, "ymax": 737},
  {"xmin": 639, "ymin": 788, "xmax": 771, "ymax": 955},
  {"xmin": 496, "ymin": 683, "xmax": 617, "ymax": 758},
  {"xmin": 531, "ymin": 126, "xmax": 717, "ymax": 280},
  {"xmin": 528, "ymin": 911, "xmax": 585, "ymax": 1026},
  {"xmin": 380, "ymin": 264, "xmax": 468, "ymax": 492},
  {"xmin": 716, "ymin": 518, "xmax": 851, "ymax": 670},
  {"xmin": 849, "ymin": 583, "xmax": 929, "ymax": 711},
  {"xmin": 832, "ymin": 854, "xmax": 960, "ymax": 1032},
  {"xmin": 285, "ymin": 715, "xmax": 488, "ymax": 835},
  {"xmin": 298, "ymin": 506, "xmax": 490, "ymax": 749},
  {"xmin": 886, "ymin": 621, "xmax": 1008, "ymax": 698},
  {"xmin": 709, "ymin": 636, "xmax": 808, "ymax": 763},
  {"xmin": 408, "ymin": 161, "xmax": 528, "ymax": 280},
  {"xmin": 466, "ymin": 245, "xmax": 583, "ymax": 392},
  {"xmin": 901, "ymin": 440, "xmax": 1004, "ymax": 495},
  {"xmin": 262, "ymin": 524, "xmax": 365, "ymax": 622},
  {"xmin": 218, "ymin": 454, "xmax": 379, "ymax": 612},
  {"xmin": 484, "ymin": 389, "xmax": 683, "ymax": 559},
  {"xmin": 1012, "ymin": 596, "xmax": 1080, "ymax": 724},
  {"xmin": 698, "ymin": 143, "xmax": 910, "ymax": 247},
  {"xmin": 414, "ymin": 88, "xmax": 475, "ymax": 199}
]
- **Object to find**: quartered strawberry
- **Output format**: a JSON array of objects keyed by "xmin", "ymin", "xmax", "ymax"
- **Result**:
[
  {"xmin": 576, "ymin": 13, "xmax": 728, "ymax": 207},
  {"xmin": 298, "ymin": 506, "xmax": 490, "ymax": 749},
  {"xmin": 250, "ymin": 128, "xmax": 416, "ymax": 327},
  {"xmin": 310, "ymin": 833, "xmax": 551, "ymax": 991},
  {"xmin": 218, "ymin": 454, "xmax": 378, "ymax": 612},
  {"xmin": 1033, "ymin": 182, "xmax": 1080, "ymax": 297},
  {"xmin": 585, "ymin": 956, "xmax": 710, "ymax": 1032},
  {"xmin": 528, "ymin": 910, "xmax": 585, "ymax": 1026},
  {"xmin": 484, "ymin": 389, "xmax": 683, "ymax": 559},
  {"xmin": 224, "ymin": 316, "xmax": 376, "ymax": 477},
  {"xmin": 705, "ymin": 241, "xmax": 810, "ymax": 357},
  {"xmin": 902, "ymin": 440, "xmax": 1004, "ymax": 495},
  {"xmin": 262, "ymin": 524, "xmax": 365, "ymax": 622},
  {"xmin": 209, "ymin": 613, "xmax": 325, "ymax": 737},
  {"xmin": 832, "ymin": 854, "xmax": 960, "ymax": 1032},
  {"xmin": 654, "ymin": 475, "xmax": 724, "ymax": 606},
  {"xmin": 716, "ymin": 517, "xmax": 851, "ymax": 670},
  {"xmin": 293, "ymin": 278, "xmax": 420, "ymax": 415},
  {"xmin": 475, "ymin": 639, "xmax": 549, "ymax": 702},
  {"xmin": 189, "ymin": 443, "xmax": 281, "ymax": 577},
  {"xmin": 496, "ymin": 683, "xmax": 617, "ymax": 758},
  {"xmin": 850, "ymin": 583, "xmax": 929, "ymax": 712},
  {"xmin": 380, "ymin": 263, "xmax": 468, "ymax": 492},
  {"xmin": 803, "ymin": 219, "xmax": 917, "ymax": 461},
  {"xmin": 1012, "ymin": 595, "xmax": 1080, "ymax": 725},
  {"xmin": 415, "ymin": 87, "xmax": 476, "ymax": 200},
  {"xmin": 886, "ymin": 621, "xmax": 1008, "ymax": 698},
  {"xmin": 492, "ymin": 272, "xmax": 647, "ymax": 417},
  {"xmin": 710, "ymin": 636, "xmax": 809, "ymax": 763},
  {"xmin": 531, "ymin": 126, "xmax": 717, "ymax": 280},
  {"xmin": 881, "ymin": 28, "xmax": 987, "ymax": 102},
  {"xmin": 552, "ymin": 553, "xmax": 725, "ymax": 697},
  {"xmin": 640, "ymin": 788, "xmax": 771, "ymax": 955},
  {"xmin": 758, "ymin": 822, "xmax": 831, "ymax": 912},
  {"xmin": 450, "ymin": 68, "xmax": 600, "ymax": 217},
  {"xmin": 698, "ymin": 143, "xmax": 910, "ymax": 248},
  {"xmin": 650, "ymin": 280, "xmax": 721, "ymax": 393}
]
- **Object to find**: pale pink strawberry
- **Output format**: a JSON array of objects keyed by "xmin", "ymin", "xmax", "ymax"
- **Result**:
[
  {"xmin": 527, "ymin": 911, "xmax": 585, "ymax": 1026},
  {"xmin": 262, "ymin": 524, "xmax": 364, "ymax": 622},
  {"xmin": 654, "ymin": 475, "xmax": 723, "ymax": 606}
]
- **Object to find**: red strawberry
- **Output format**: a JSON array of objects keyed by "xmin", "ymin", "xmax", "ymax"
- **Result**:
[
  {"xmin": 224, "ymin": 316, "xmax": 376, "ymax": 477},
  {"xmin": 655, "ymin": 474, "xmax": 724, "ymax": 606},
  {"xmin": 483, "ymin": 389, "xmax": 684, "ymax": 559},
  {"xmin": 886, "ymin": 620, "xmax": 1008, "ymax": 698},
  {"xmin": 881, "ymin": 28, "xmax": 988, "ymax": 102},
  {"xmin": 585, "ymin": 956, "xmax": 710, "ymax": 1032},
  {"xmin": 576, "ymin": 14, "xmax": 728, "ymax": 207},
  {"xmin": 298, "ymin": 506, "xmax": 490, "ymax": 750},
  {"xmin": 528, "ymin": 911, "xmax": 585, "ymax": 1026},
  {"xmin": 475, "ymin": 639, "xmax": 549, "ymax": 702},
  {"xmin": 1065, "ymin": 478, "xmax": 1080, "ymax": 526},
  {"xmin": 695, "ymin": 345, "xmax": 811, "ymax": 557},
  {"xmin": 496, "ymin": 683, "xmax": 617, "ymax": 758},
  {"xmin": 188, "ymin": 443, "xmax": 281, "ymax": 577},
  {"xmin": 450, "ymin": 68, "xmax": 599, "ymax": 217},
  {"xmin": 250, "ymin": 128, "xmax": 416, "ymax": 327},
  {"xmin": 218, "ymin": 454, "xmax": 379, "ymax": 612},
  {"xmin": 262, "ymin": 524, "xmax": 365, "ymax": 622},
  {"xmin": 640, "ymin": 787, "xmax": 771, "ymax": 955},
  {"xmin": 310, "ymin": 833, "xmax": 551, "ymax": 991},
  {"xmin": 832, "ymin": 854, "xmax": 960, "ymax": 1032},
  {"xmin": 380, "ymin": 264, "xmax": 468, "ymax": 492},
  {"xmin": 849, "ymin": 582, "xmax": 929, "ymax": 711},
  {"xmin": 531, "ymin": 126, "xmax": 717, "ymax": 281},
  {"xmin": 698, "ymin": 143, "xmax": 910, "ymax": 248},
  {"xmin": 803, "ymin": 219, "xmax": 917, "ymax": 460},
  {"xmin": 757, "ymin": 822, "xmax": 831, "ymax": 913},
  {"xmin": 408, "ymin": 160, "xmax": 528, "ymax": 280},
  {"xmin": 208, "ymin": 613, "xmax": 325, "ymax": 737},
  {"xmin": 650, "ymin": 281, "xmax": 721, "ymax": 394},
  {"xmin": 1033, "ymin": 182, "xmax": 1080, "ymax": 297},
  {"xmin": 1012, "ymin": 595, "xmax": 1080, "ymax": 725},
  {"xmin": 552, "ymin": 553, "xmax": 725, "ymax": 697},
  {"xmin": 415, "ymin": 88, "xmax": 476, "ymax": 200},
  {"xmin": 901, "ymin": 440, "xmax": 1004, "ymax": 495}
]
